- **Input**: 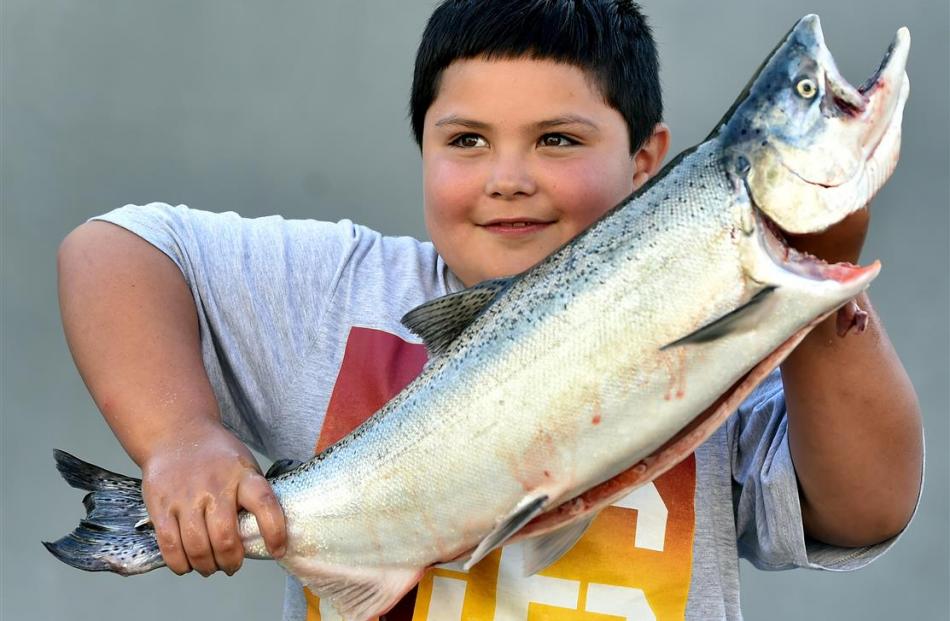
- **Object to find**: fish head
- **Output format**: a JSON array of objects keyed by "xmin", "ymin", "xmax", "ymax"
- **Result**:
[{"xmin": 721, "ymin": 14, "xmax": 910, "ymax": 234}]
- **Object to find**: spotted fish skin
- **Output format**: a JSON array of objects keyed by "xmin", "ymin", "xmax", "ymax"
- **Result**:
[
  {"xmin": 43, "ymin": 450, "xmax": 162, "ymax": 574},
  {"xmin": 47, "ymin": 15, "xmax": 909, "ymax": 621}
]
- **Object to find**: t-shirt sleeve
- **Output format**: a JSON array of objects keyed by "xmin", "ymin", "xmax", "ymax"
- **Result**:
[
  {"xmin": 90, "ymin": 202, "xmax": 363, "ymax": 455},
  {"xmin": 729, "ymin": 369, "xmax": 917, "ymax": 571}
]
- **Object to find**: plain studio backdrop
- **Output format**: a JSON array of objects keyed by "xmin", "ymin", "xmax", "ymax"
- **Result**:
[{"xmin": 2, "ymin": 1, "xmax": 947, "ymax": 620}]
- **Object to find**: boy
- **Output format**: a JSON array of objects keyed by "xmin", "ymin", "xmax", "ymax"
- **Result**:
[{"xmin": 56, "ymin": 1, "xmax": 922, "ymax": 619}]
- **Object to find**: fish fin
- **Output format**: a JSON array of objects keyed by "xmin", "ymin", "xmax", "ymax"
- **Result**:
[
  {"xmin": 53, "ymin": 448, "xmax": 142, "ymax": 492},
  {"xmin": 522, "ymin": 513, "xmax": 596, "ymax": 576},
  {"xmin": 401, "ymin": 278, "xmax": 512, "ymax": 356},
  {"xmin": 265, "ymin": 458, "xmax": 302, "ymax": 479},
  {"xmin": 660, "ymin": 285, "xmax": 778, "ymax": 350},
  {"xmin": 44, "ymin": 450, "xmax": 163, "ymax": 575},
  {"xmin": 464, "ymin": 494, "xmax": 548, "ymax": 570},
  {"xmin": 295, "ymin": 563, "xmax": 422, "ymax": 621},
  {"xmin": 133, "ymin": 516, "xmax": 152, "ymax": 530}
]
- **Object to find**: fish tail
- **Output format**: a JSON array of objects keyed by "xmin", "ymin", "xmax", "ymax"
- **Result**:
[{"xmin": 43, "ymin": 449, "xmax": 164, "ymax": 575}]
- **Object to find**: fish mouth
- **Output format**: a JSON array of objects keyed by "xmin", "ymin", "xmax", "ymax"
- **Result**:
[
  {"xmin": 849, "ymin": 26, "xmax": 910, "ymax": 159},
  {"xmin": 753, "ymin": 206, "xmax": 879, "ymax": 284},
  {"xmin": 857, "ymin": 26, "xmax": 910, "ymax": 97},
  {"xmin": 796, "ymin": 25, "xmax": 910, "ymax": 189},
  {"xmin": 818, "ymin": 27, "xmax": 905, "ymax": 119}
]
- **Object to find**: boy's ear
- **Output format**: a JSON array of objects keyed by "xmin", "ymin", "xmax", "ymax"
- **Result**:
[{"xmin": 632, "ymin": 123, "xmax": 671, "ymax": 190}]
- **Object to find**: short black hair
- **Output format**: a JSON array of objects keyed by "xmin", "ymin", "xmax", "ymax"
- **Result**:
[{"xmin": 410, "ymin": 0, "xmax": 662, "ymax": 154}]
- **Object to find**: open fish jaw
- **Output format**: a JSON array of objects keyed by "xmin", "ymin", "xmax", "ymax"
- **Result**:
[{"xmin": 755, "ymin": 207, "xmax": 879, "ymax": 284}]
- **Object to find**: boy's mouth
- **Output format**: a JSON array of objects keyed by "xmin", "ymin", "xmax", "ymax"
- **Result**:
[{"xmin": 480, "ymin": 217, "xmax": 556, "ymax": 236}]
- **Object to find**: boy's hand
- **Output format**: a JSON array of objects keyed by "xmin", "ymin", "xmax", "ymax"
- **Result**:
[
  {"xmin": 141, "ymin": 421, "xmax": 287, "ymax": 577},
  {"xmin": 58, "ymin": 222, "xmax": 289, "ymax": 574}
]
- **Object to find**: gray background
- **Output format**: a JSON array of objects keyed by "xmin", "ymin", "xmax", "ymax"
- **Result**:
[{"xmin": 2, "ymin": 1, "xmax": 947, "ymax": 619}]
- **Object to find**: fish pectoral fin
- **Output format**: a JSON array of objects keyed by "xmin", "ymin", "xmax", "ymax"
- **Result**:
[
  {"xmin": 264, "ymin": 458, "xmax": 302, "ymax": 479},
  {"xmin": 522, "ymin": 513, "xmax": 597, "ymax": 576},
  {"xmin": 660, "ymin": 285, "xmax": 778, "ymax": 350},
  {"xmin": 463, "ymin": 494, "xmax": 548, "ymax": 571},
  {"xmin": 297, "ymin": 563, "xmax": 423, "ymax": 621},
  {"xmin": 401, "ymin": 277, "xmax": 513, "ymax": 357}
]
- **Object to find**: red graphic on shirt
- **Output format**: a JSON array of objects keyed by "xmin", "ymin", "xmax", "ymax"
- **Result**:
[{"xmin": 315, "ymin": 326, "xmax": 428, "ymax": 452}]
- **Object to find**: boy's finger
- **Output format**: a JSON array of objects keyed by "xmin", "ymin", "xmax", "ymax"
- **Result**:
[
  {"xmin": 237, "ymin": 473, "xmax": 287, "ymax": 558},
  {"xmin": 206, "ymin": 492, "xmax": 244, "ymax": 575},
  {"xmin": 179, "ymin": 506, "xmax": 217, "ymax": 577},
  {"xmin": 152, "ymin": 513, "xmax": 192, "ymax": 575}
]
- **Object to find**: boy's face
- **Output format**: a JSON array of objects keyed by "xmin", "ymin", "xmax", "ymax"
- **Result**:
[{"xmin": 422, "ymin": 57, "xmax": 669, "ymax": 287}]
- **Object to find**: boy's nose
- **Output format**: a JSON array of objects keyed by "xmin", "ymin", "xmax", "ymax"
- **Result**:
[{"xmin": 484, "ymin": 156, "xmax": 537, "ymax": 199}]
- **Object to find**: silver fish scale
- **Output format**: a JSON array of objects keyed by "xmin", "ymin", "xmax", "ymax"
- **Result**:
[{"xmin": 252, "ymin": 140, "xmax": 753, "ymax": 570}]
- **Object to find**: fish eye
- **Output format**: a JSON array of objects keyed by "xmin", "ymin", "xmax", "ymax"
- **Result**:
[{"xmin": 796, "ymin": 78, "xmax": 818, "ymax": 99}]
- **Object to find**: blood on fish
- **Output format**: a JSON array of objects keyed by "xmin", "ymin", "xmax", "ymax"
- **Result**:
[
  {"xmin": 503, "ymin": 429, "xmax": 561, "ymax": 491},
  {"xmin": 663, "ymin": 348, "xmax": 688, "ymax": 400},
  {"xmin": 590, "ymin": 398, "xmax": 604, "ymax": 425}
]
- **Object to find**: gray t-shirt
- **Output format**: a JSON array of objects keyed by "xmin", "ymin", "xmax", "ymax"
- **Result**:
[{"xmin": 92, "ymin": 203, "xmax": 898, "ymax": 621}]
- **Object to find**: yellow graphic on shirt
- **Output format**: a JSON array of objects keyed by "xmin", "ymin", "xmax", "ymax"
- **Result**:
[{"xmin": 307, "ymin": 455, "xmax": 696, "ymax": 621}]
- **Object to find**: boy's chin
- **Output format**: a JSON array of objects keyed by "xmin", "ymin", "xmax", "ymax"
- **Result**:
[
  {"xmin": 457, "ymin": 257, "xmax": 545, "ymax": 287},
  {"xmin": 437, "ymin": 223, "xmax": 570, "ymax": 286}
]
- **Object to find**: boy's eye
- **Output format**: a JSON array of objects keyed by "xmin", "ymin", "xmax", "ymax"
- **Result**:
[
  {"xmin": 538, "ymin": 134, "xmax": 577, "ymax": 147},
  {"xmin": 450, "ymin": 133, "xmax": 488, "ymax": 148}
]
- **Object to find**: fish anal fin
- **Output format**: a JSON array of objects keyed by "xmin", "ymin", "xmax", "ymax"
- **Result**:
[
  {"xmin": 463, "ymin": 494, "xmax": 548, "ymax": 571},
  {"xmin": 401, "ymin": 278, "xmax": 512, "ymax": 357},
  {"xmin": 661, "ymin": 285, "xmax": 777, "ymax": 350},
  {"xmin": 289, "ymin": 560, "xmax": 423, "ymax": 621},
  {"xmin": 523, "ymin": 513, "xmax": 596, "ymax": 576}
]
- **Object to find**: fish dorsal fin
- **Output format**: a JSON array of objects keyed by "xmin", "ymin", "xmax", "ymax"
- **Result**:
[
  {"xmin": 401, "ymin": 277, "xmax": 512, "ymax": 357},
  {"xmin": 523, "ymin": 513, "xmax": 596, "ymax": 576},
  {"xmin": 660, "ymin": 285, "xmax": 777, "ymax": 350},
  {"xmin": 463, "ymin": 494, "xmax": 548, "ymax": 571}
]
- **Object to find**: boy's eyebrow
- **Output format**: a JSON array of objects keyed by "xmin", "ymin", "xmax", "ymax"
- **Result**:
[
  {"xmin": 434, "ymin": 115, "xmax": 491, "ymax": 130},
  {"xmin": 433, "ymin": 114, "xmax": 600, "ymax": 132},
  {"xmin": 534, "ymin": 115, "xmax": 600, "ymax": 131}
]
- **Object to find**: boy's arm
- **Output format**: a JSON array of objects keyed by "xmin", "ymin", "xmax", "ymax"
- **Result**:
[
  {"xmin": 57, "ymin": 220, "xmax": 287, "ymax": 576},
  {"xmin": 780, "ymin": 207, "xmax": 923, "ymax": 547}
]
